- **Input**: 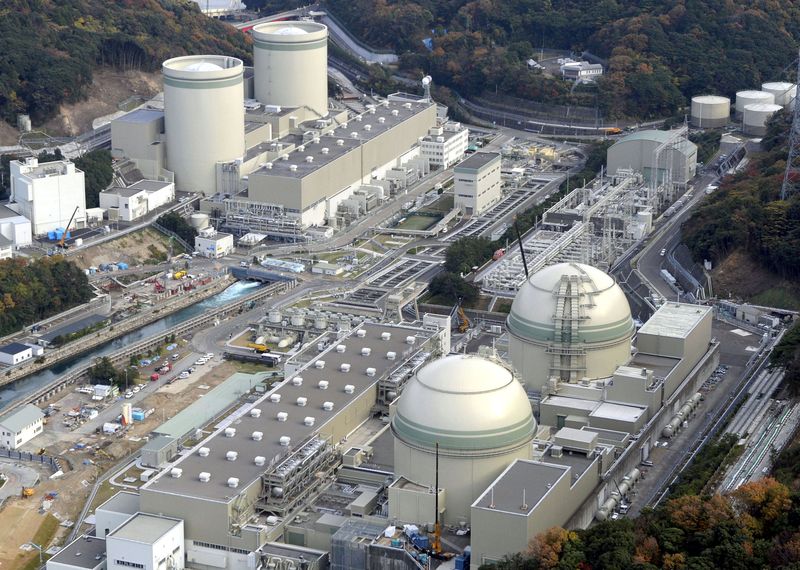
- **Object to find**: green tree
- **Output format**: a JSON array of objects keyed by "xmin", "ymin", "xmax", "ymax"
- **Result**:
[
  {"xmin": 75, "ymin": 150, "xmax": 113, "ymax": 208},
  {"xmin": 428, "ymin": 272, "xmax": 478, "ymax": 304}
]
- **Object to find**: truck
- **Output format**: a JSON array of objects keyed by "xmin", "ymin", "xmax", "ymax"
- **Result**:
[
  {"xmin": 492, "ymin": 248, "xmax": 506, "ymax": 261},
  {"xmin": 173, "ymin": 270, "xmax": 187, "ymax": 280},
  {"xmin": 150, "ymin": 372, "xmax": 160, "ymax": 382}
]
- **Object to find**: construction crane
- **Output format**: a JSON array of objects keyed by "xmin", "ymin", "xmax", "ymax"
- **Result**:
[
  {"xmin": 449, "ymin": 299, "xmax": 471, "ymax": 334},
  {"xmin": 58, "ymin": 206, "xmax": 80, "ymax": 249},
  {"xmin": 247, "ymin": 343, "xmax": 270, "ymax": 353}
]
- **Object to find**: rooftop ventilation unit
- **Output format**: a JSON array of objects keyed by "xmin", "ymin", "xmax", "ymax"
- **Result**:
[
  {"xmin": 318, "ymin": 380, "xmax": 329, "ymax": 389},
  {"xmin": 368, "ymin": 106, "xmax": 376, "ymax": 114},
  {"xmin": 279, "ymin": 436, "xmax": 291, "ymax": 446},
  {"xmin": 304, "ymin": 417, "xmax": 315, "ymax": 427},
  {"xmin": 350, "ymin": 132, "xmax": 359, "ymax": 139},
  {"xmin": 277, "ymin": 411, "xmax": 288, "ymax": 422},
  {"xmin": 323, "ymin": 401, "xmax": 334, "ymax": 411},
  {"xmin": 265, "ymin": 163, "xmax": 273, "ymax": 170},
  {"xmin": 355, "ymin": 115, "xmax": 363, "ymax": 122},
  {"xmin": 281, "ymin": 154, "xmax": 289, "ymax": 160},
  {"xmin": 250, "ymin": 408, "xmax": 262, "ymax": 418},
  {"xmin": 321, "ymin": 147, "xmax": 329, "ymax": 155},
  {"xmin": 378, "ymin": 117, "xmax": 386, "ymax": 124},
  {"xmin": 406, "ymin": 336, "xmax": 416, "ymax": 345},
  {"xmin": 270, "ymin": 394, "xmax": 281, "ymax": 403},
  {"xmin": 289, "ymin": 165, "xmax": 298, "ymax": 172},
  {"xmin": 340, "ymin": 363, "xmax": 351, "ymax": 373},
  {"xmin": 315, "ymin": 360, "xmax": 325, "ymax": 369},
  {"xmin": 170, "ymin": 468, "xmax": 182, "ymax": 478},
  {"xmin": 252, "ymin": 431, "xmax": 263, "ymax": 441},
  {"xmin": 391, "ymin": 110, "xmax": 399, "ymax": 117},
  {"xmin": 198, "ymin": 447, "xmax": 210, "ymax": 457},
  {"xmin": 313, "ymin": 136, "xmax": 320, "ymax": 144},
  {"xmin": 387, "ymin": 351, "xmax": 396, "ymax": 360},
  {"xmin": 404, "ymin": 102, "xmax": 412, "ymax": 109},
  {"xmin": 550, "ymin": 445, "xmax": 563, "ymax": 458},
  {"xmin": 364, "ymin": 124, "xmax": 372, "ymax": 132},
  {"xmin": 336, "ymin": 344, "xmax": 346, "ymax": 353},
  {"xmin": 305, "ymin": 156, "xmax": 314, "ymax": 163},
  {"xmin": 361, "ymin": 347, "xmax": 371, "ymax": 356},
  {"xmin": 298, "ymin": 145, "xmax": 306, "ymax": 152},
  {"xmin": 254, "ymin": 456, "xmax": 266, "ymax": 466},
  {"xmin": 228, "ymin": 477, "xmax": 239, "ymax": 488},
  {"xmin": 226, "ymin": 451, "xmax": 238, "ymax": 461},
  {"xmin": 297, "ymin": 397, "xmax": 308, "ymax": 407},
  {"xmin": 344, "ymin": 384, "xmax": 355, "ymax": 394},
  {"xmin": 336, "ymin": 139, "xmax": 344, "ymax": 146},
  {"xmin": 436, "ymin": 136, "xmax": 444, "ymax": 143},
  {"xmin": 292, "ymin": 377, "xmax": 303, "ymax": 386},
  {"xmin": 366, "ymin": 367, "xmax": 376, "ymax": 377},
  {"xmin": 381, "ymin": 332, "xmax": 391, "ymax": 341},
  {"xmin": 356, "ymin": 329, "xmax": 366, "ymax": 338},
  {"xmin": 225, "ymin": 427, "xmax": 236, "ymax": 438},
  {"xmin": 198, "ymin": 472, "xmax": 211, "ymax": 482}
]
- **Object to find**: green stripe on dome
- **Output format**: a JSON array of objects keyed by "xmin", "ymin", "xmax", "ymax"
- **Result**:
[
  {"xmin": 163, "ymin": 75, "xmax": 242, "ymax": 89},
  {"xmin": 392, "ymin": 412, "xmax": 535, "ymax": 451},
  {"xmin": 506, "ymin": 311, "xmax": 634, "ymax": 343}
]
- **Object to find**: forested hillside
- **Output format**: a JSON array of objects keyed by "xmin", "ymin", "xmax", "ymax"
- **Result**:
[
  {"xmin": 259, "ymin": 0, "xmax": 798, "ymax": 119},
  {"xmin": 0, "ymin": 0, "xmax": 251, "ymax": 125}
]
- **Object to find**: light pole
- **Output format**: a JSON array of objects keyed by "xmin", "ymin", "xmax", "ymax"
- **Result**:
[{"xmin": 25, "ymin": 543, "xmax": 43, "ymax": 565}]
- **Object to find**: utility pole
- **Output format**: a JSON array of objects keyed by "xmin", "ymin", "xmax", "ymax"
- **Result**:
[{"xmin": 781, "ymin": 49, "xmax": 800, "ymax": 200}]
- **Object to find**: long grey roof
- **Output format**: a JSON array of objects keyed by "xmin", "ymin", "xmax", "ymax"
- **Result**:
[
  {"xmin": 0, "ymin": 404, "xmax": 44, "ymax": 433},
  {"xmin": 48, "ymin": 535, "xmax": 106, "ymax": 569},
  {"xmin": 0, "ymin": 342, "xmax": 31, "ymax": 355},
  {"xmin": 472, "ymin": 459, "xmax": 569, "ymax": 515}
]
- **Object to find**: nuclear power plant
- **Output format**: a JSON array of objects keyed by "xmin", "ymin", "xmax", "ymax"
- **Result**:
[{"xmin": 110, "ymin": 20, "xmax": 465, "ymax": 240}]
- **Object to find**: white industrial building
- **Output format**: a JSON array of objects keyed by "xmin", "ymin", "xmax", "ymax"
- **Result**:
[
  {"xmin": 0, "ymin": 403, "xmax": 45, "ymax": 450},
  {"xmin": 561, "ymin": 61, "xmax": 603, "ymax": 81},
  {"xmin": 107, "ymin": 514, "xmax": 184, "ymax": 570},
  {"xmin": 194, "ymin": 227, "xmax": 234, "ymax": 258},
  {"xmin": 110, "ymin": 108, "xmax": 166, "ymax": 180},
  {"xmin": 0, "ymin": 342, "xmax": 33, "ymax": 365},
  {"xmin": 46, "ymin": 536, "xmax": 107, "ymax": 570},
  {"xmin": 419, "ymin": 121, "xmax": 469, "ymax": 169},
  {"xmin": 0, "ymin": 204, "xmax": 32, "ymax": 249},
  {"xmin": 606, "ymin": 130, "xmax": 697, "ymax": 186},
  {"xmin": 99, "ymin": 180, "xmax": 175, "ymax": 222},
  {"xmin": 9, "ymin": 157, "xmax": 86, "ymax": 235},
  {"xmin": 453, "ymin": 152, "xmax": 502, "ymax": 215}
]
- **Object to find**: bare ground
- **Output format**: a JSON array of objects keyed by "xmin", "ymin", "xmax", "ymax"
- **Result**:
[
  {"xmin": 71, "ymin": 228, "xmax": 172, "ymax": 269},
  {"xmin": 711, "ymin": 250, "xmax": 800, "ymax": 309}
]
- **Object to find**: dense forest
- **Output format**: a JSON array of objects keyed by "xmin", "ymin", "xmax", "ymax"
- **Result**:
[
  {"xmin": 483, "ymin": 477, "xmax": 800, "ymax": 570},
  {"xmin": 683, "ymin": 111, "xmax": 800, "ymax": 280},
  {"xmin": 0, "ymin": 256, "xmax": 94, "ymax": 336},
  {"xmin": 0, "ymin": 0, "xmax": 251, "ymax": 125},
  {"xmin": 256, "ymin": 0, "xmax": 798, "ymax": 119}
]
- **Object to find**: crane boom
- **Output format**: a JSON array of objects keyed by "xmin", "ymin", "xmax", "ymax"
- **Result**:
[{"xmin": 58, "ymin": 206, "xmax": 79, "ymax": 249}]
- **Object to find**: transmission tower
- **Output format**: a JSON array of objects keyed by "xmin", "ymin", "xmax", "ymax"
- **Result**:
[{"xmin": 780, "ymin": 50, "xmax": 800, "ymax": 200}]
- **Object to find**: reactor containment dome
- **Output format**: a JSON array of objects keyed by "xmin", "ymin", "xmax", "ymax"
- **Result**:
[
  {"xmin": 391, "ymin": 354, "xmax": 535, "ymax": 525},
  {"xmin": 252, "ymin": 21, "xmax": 329, "ymax": 118},
  {"xmin": 507, "ymin": 262, "xmax": 634, "ymax": 393}
]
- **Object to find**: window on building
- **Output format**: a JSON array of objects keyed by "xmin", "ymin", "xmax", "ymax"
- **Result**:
[{"xmin": 115, "ymin": 561, "xmax": 145, "ymax": 569}]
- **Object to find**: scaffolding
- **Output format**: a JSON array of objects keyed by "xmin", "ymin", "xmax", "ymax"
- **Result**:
[{"xmin": 221, "ymin": 198, "xmax": 308, "ymax": 242}]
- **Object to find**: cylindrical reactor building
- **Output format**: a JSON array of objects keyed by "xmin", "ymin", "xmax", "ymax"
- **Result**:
[
  {"xmin": 507, "ymin": 263, "xmax": 634, "ymax": 395},
  {"xmin": 743, "ymin": 103, "xmax": 783, "ymax": 136},
  {"xmin": 690, "ymin": 95, "xmax": 730, "ymax": 128},
  {"xmin": 163, "ymin": 55, "xmax": 245, "ymax": 195},
  {"xmin": 391, "ymin": 355, "xmax": 535, "ymax": 526},
  {"xmin": 761, "ymin": 82, "xmax": 797, "ymax": 109},
  {"xmin": 735, "ymin": 90, "xmax": 775, "ymax": 118},
  {"xmin": 252, "ymin": 22, "xmax": 328, "ymax": 117}
]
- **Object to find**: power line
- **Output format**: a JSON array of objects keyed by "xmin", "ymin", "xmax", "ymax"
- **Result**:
[{"xmin": 780, "ymin": 50, "xmax": 800, "ymax": 200}]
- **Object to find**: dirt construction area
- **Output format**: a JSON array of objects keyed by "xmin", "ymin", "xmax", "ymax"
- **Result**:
[
  {"xmin": 0, "ymin": 358, "xmax": 268, "ymax": 567},
  {"xmin": 71, "ymin": 228, "xmax": 175, "ymax": 270}
]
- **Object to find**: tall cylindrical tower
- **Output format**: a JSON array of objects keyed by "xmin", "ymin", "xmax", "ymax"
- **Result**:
[
  {"xmin": 163, "ymin": 55, "xmax": 245, "ymax": 195},
  {"xmin": 252, "ymin": 22, "xmax": 328, "ymax": 117}
]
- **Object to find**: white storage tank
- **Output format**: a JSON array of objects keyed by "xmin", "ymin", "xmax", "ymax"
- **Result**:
[
  {"xmin": 268, "ymin": 309, "xmax": 282, "ymax": 323},
  {"xmin": 162, "ymin": 55, "xmax": 245, "ymax": 195},
  {"xmin": 189, "ymin": 213, "xmax": 210, "ymax": 230},
  {"xmin": 690, "ymin": 95, "xmax": 730, "ymax": 128},
  {"xmin": 743, "ymin": 103, "xmax": 782, "ymax": 136},
  {"xmin": 252, "ymin": 22, "xmax": 329, "ymax": 117},
  {"xmin": 762, "ymin": 82, "xmax": 796, "ymax": 109},
  {"xmin": 290, "ymin": 311, "xmax": 305, "ymax": 327},
  {"xmin": 314, "ymin": 315, "xmax": 328, "ymax": 330},
  {"xmin": 735, "ymin": 90, "xmax": 775, "ymax": 118}
]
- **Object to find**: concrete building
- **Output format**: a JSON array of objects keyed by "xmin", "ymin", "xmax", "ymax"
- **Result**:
[
  {"xmin": 561, "ymin": 61, "xmax": 603, "ymax": 81},
  {"xmin": 110, "ymin": 109, "xmax": 166, "ymax": 179},
  {"xmin": 9, "ymin": 157, "xmax": 86, "ymax": 235},
  {"xmin": 140, "ymin": 435, "xmax": 179, "ymax": 469},
  {"xmin": 163, "ymin": 55, "xmax": 245, "ymax": 195},
  {"xmin": 0, "ymin": 403, "xmax": 44, "ymax": 450},
  {"xmin": 419, "ymin": 121, "xmax": 469, "ymax": 169},
  {"xmin": 390, "ymin": 355, "xmax": 535, "ymax": 527},
  {"xmin": 96, "ymin": 491, "xmax": 141, "ymax": 538},
  {"xmin": 47, "ymin": 536, "xmax": 107, "ymax": 570},
  {"xmin": 0, "ymin": 342, "xmax": 33, "ymax": 365},
  {"xmin": 194, "ymin": 228, "xmax": 234, "ymax": 258},
  {"xmin": 606, "ymin": 130, "xmax": 697, "ymax": 186},
  {"xmin": 106, "ymin": 514, "xmax": 184, "ymax": 570},
  {"xmin": 0, "ymin": 204, "xmax": 32, "ymax": 248},
  {"xmin": 453, "ymin": 152, "xmax": 502, "ymax": 216},
  {"xmin": 252, "ymin": 22, "xmax": 329, "ymax": 118},
  {"xmin": 99, "ymin": 180, "xmax": 175, "ymax": 222},
  {"xmin": 311, "ymin": 261, "xmax": 344, "ymax": 276},
  {"xmin": 246, "ymin": 99, "xmax": 436, "ymax": 227}
]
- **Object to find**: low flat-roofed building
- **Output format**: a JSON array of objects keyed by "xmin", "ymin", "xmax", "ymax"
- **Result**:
[
  {"xmin": 100, "ymin": 180, "xmax": 174, "ymax": 222},
  {"xmin": 454, "ymin": 152, "xmax": 502, "ymax": 216},
  {"xmin": 0, "ymin": 204, "xmax": 32, "ymax": 248},
  {"xmin": 420, "ymin": 121, "xmax": 469, "ymax": 169},
  {"xmin": 96, "ymin": 491, "xmax": 140, "ymax": 538},
  {"xmin": 106, "ymin": 513, "xmax": 184, "ymax": 570},
  {"xmin": 141, "ymin": 435, "xmax": 178, "ymax": 469},
  {"xmin": 110, "ymin": 109, "xmax": 166, "ymax": 179},
  {"xmin": 311, "ymin": 261, "xmax": 343, "ymax": 275},
  {"xmin": 46, "ymin": 535, "xmax": 106, "ymax": 570},
  {"xmin": 195, "ymin": 229, "xmax": 234, "ymax": 258},
  {"xmin": 0, "ymin": 341, "xmax": 33, "ymax": 365},
  {"xmin": 0, "ymin": 403, "xmax": 44, "ymax": 450}
]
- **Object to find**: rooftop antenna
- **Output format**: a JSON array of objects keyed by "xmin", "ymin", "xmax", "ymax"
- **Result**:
[
  {"xmin": 513, "ymin": 219, "xmax": 530, "ymax": 279},
  {"xmin": 489, "ymin": 487, "xmax": 495, "ymax": 509},
  {"xmin": 521, "ymin": 489, "xmax": 528, "ymax": 511},
  {"xmin": 422, "ymin": 76, "xmax": 433, "ymax": 103}
]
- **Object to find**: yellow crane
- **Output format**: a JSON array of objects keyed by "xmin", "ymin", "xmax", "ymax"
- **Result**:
[{"xmin": 247, "ymin": 343, "xmax": 270, "ymax": 353}]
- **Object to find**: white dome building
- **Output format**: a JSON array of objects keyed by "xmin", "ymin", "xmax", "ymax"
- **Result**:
[
  {"xmin": 392, "ymin": 354, "xmax": 535, "ymax": 526},
  {"xmin": 507, "ymin": 263, "xmax": 634, "ymax": 394}
]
